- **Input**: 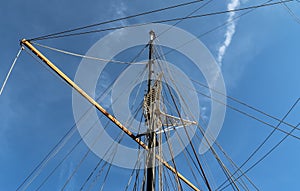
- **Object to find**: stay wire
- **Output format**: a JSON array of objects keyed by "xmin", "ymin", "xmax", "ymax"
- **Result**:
[
  {"xmin": 79, "ymin": 159, "xmax": 102, "ymax": 190},
  {"xmin": 156, "ymin": 48, "xmax": 238, "ymax": 190},
  {"xmin": 175, "ymin": 76, "xmax": 300, "ymax": 141},
  {"xmin": 163, "ymin": 71, "xmax": 212, "ymax": 191},
  {"xmin": 196, "ymin": 110, "xmax": 257, "ymax": 190},
  {"xmin": 191, "ymin": 79, "xmax": 299, "ymax": 132},
  {"xmin": 157, "ymin": 45, "xmax": 232, "ymax": 190},
  {"xmin": 160, "ymin": 92, "xmax": 204, "ymax": 188},
  {"xmin": 80, "ymin": 109, "xmax": 142, "ymax": 191},
  {"xmin": 157, "ymin": 54, "xmax": 205, "ymax": 184},
  {"xmin": 19, "ymin": 48, "xmax": 92, "ymax": 191},
  {"xmin": 156, "ymin": 0, "xmax": 215, "ymax": 38},
  {"xmin": 150, "ymin": 51, "xmax": 184, "ymax": 190},
  {"xmin": 29, "ymin": 0, "xmax": 291, "ymax": 41},
  {"xmin": 156, "ymin": 50, "xmax": 208, "ymax": 188},
  {"xmin": 125, "ymin": 133, "xmax": 144, "ymax": 191},
  {"xmin": 215, "ymin": 141, "xmax": 258, "ymax": 190},
  {"xmin": 156, "ymin": 49, "xmax": 247, "ymax": 191},
  {"xmin": 0, "ymin": 46, "xmax": 23, "ymax": 96},
  {"xmin": 99, "ymin": 133, "xmax": 127, "ymax": 191},
  {"xmin": 127, "ymin": 115, "xmax": 158, "ymax": 190},
  {"xmin": 35, "ymin": 118, "xmax": 102, "ymax": 190},
  {"xmin": 79, "ymin": 68, "xmax": 146, "ymax": 190},
  {"xmin": 20, "ymin": 48, "xmax": 124, "ymax": 190},
  {"xmin": 193, "ymin": 88, "xmax": 300, "ymax": 140},
  {"xmin": 60, "ymin": 118, "xmax": 114, "ymax": 190},
  {"xmin": 158, "ymin": 0, "xmax": 273, "ymax": 59},
  {"xmin": 161, "ymin": 126, "xmax": 183, "ymax": 191},
  {"xmin": 160, "ymin": 87, "xmax": 203, "ymax": 190},
  {"xmin": 83, "ymin": 46, "xmax": 149, "ymax": 190},
  {"xmin": 114, "ymin": 72, "xmax": 146, "ymax": 190},
  {"xmin": 162, "ymin": 166, "xmax": 172, "ymax": 191},
  {"xmin": 84, "ymin": 90, "xmax": 144, "ymax": 191},
  {"xmin": 86, "ymin": 133, "xmax": 123, "ymax": 191},
  {"xmin": 131, "ymin": 151, "xmax": 143, "ymax": 191},
  {"xmin": 193, "ymin": 123, "xmax": 241, "ymax": 191},
  {"xmin": 32, "ymin": 42, "xmax": 147, "ymax": 65},
  {"xmin": 86, "ymin": 160, "xmax": 110, "ymax": 191},
  {"xmin": 163, "ymin": 161, "xmax": 178, "ymax": 191},
  {"xmin": 197, "ymin": 111, "xmax": 258, "ymax": 190},
  {"xmin": 280, "ymin": 0, "xmax": 300, "ymax": 24},
  {"xmin": 195, "ymin": 126, "xmax": 240, "ymax": 191},
  {"xmin": 218, "ymin": 99, "xmax": 300, "ymax": 191},
  {"xmin": 88, "ymin": 127, "xmax": 127, "ymax": 191},
  {"xmin": 216, "ymin": 98, "xmax": 299, "ymax": 190},
  {"xmin": 29, "ymin": 0, "xmax": 205, "ymax": 41},
  {"xmin": 219, "ymin": 121, "xmax": 300, "ymax": 191}
]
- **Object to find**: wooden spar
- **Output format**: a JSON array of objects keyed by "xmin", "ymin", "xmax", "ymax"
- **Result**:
[
  {"xmin": 21, "ymin": 39, "xmax": 201, "ymax": 191},
  {"xmin": 146, "ymin": 30, "xmax": 156, "ymax": 191}
]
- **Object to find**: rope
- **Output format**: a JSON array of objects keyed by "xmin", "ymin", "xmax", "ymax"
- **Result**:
[
  {"xmin": 35, "ymin": 119, "xmax": 101, "ymax": 191},
  {"xmin": 156, "ymin": 0, "xmax": 215, "ymax": 39},
  {"xmin": 218, "ymin": 120, "xmax": 299, "ymax": 191},
  {"xmin": 157, "ymin": 0, "xmax": 273, "ymax": 59},
  {"xmin": 218, "ymin": 99, "xmax": 300, "ymax": 191},
  {"xmin": 30, "ymin": 0, "xmax": 291, "ymax": 41},
  {"xmin": 280, "ymin": 0, "xmax": 300, "ymax": 24},
  {"xmin": 32, "ymin": 42, "xmax": 146, "ymax": 65},
  {"xmin": 156, "ymin": 45, "xmax": 241, "ymax": 189},
  {"xmin": 196, "ymin": 114, "xmax": 259, "ymax": 190},
  {"xmin": 18, "ymin": 48, "xmax": 119, "ymax": 191},
  {"xmin": 61, "ymin": 56, "xmax": 146, "ymax": 190},
  {"xmin": 156, "ymin": 45, "xmax": 239, "ymax": 190},
  {"xmin": 191, "ymin": 79, "xmax": 299, "ymax": 132},
  {"xmin": 160, "ymin": 65, "xmax": 212, "ymax": 190},
  {"xmin": 0, "ymin": 47, "xmax": 23, "ymax": 96},
  {"xmin": 192, "ymin": 87, "xmax": 300, "ymax": 140},
  {"xmin": 152, "ymin": 46, "xmax": 208, "ymax": 190},
  {"xmin": 29, "ymin": 0, "xmax": 205, "ymax": 41},
  {"xmin": 216, "ymin": 98, "xmax": 300, "ymax": 190}
]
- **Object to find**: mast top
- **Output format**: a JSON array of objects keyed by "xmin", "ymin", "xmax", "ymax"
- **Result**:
[{"xmin": 149, "ymin": 30, "xmax": 156, "ymax": 41}]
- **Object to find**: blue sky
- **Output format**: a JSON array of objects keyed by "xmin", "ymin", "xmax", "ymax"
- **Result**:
[{"xmin": 0, "ymin": 0, "xmax": 300, "ymax": 190}]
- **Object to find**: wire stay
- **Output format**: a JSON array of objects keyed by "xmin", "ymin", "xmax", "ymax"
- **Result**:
[{"xmin": 0, "ymin": 47, "xmax": 23, "ymax": 96}]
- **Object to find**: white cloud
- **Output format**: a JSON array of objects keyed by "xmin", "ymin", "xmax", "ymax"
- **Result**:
[
  {"xmin": 111, "ymin": 1, "xmax": 128, "ymax": 26},
  {"xmin": 217, "ymin": 0, "xmax": 241, "ymax": 66},
  {"xmin": 115, "ymin": 2, "xmax": 127, "ymax": 18}
]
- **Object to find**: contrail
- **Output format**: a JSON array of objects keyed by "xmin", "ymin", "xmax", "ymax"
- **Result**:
[{"xmin": 217, "ymin": 0, "xmax": 240, "ymax": 66}]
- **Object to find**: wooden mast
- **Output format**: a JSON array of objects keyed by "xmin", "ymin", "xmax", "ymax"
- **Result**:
[{"xmin": 146, "ymin": 30, "xmax": 156, "ymax": 191}]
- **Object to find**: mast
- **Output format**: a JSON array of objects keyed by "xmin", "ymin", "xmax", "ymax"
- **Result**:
[
  {"xmin": 146, "ymin": 30, "xmax": 156, "ymax": 191},
  {"xmin": 147, "ymin": 30, "xmax": 155, "ymax": 93}
]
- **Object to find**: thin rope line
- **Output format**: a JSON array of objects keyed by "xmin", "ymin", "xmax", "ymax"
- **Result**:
[
  {"xmin": 0, "ymin": 47, "xmax": 23, "ymax": 95},
  {"xmin": 216, "ymin": 98, "xmax": 300, "ymax": 190},
  {"xmin": 31, "ymin": 0, "xmax": 291, "ymax": 41},
  {"xmin": 29, "ymin": 0, "xmax": 204, "ymax": 41},
  {"xmin": 218, "ymin": 99, "xmax": 300, "ymax": 191},
  {"xmin": 191, "ymin": 79, "xmax": 299, "ymax": 131},
  {"xmin": 158, "ymin": 0, "xmax": 273, "ymax": 59},
  {"xmin": 32, "ymin": 42, "xmax": 147, "ymax": 65},
  {"xmin": 156, "ymin": 0, "xmax": 214, "ymax": 39},
  {"xmin": 280, "ymin": 0, "xmax": 300, "ymax": 24},
  {"xmin": 218, "ymin": 121, "xmax": 300, "ymax": 190},
  {"xmin": 184, "ymin": 84, "xmax": 300, "ymax": 140}
]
